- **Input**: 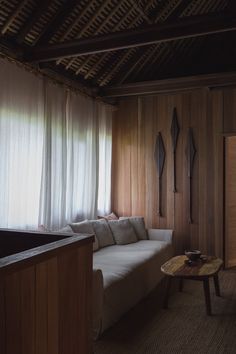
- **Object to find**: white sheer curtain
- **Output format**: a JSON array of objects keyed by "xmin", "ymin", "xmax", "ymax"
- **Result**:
[
  {"xmin": 97, "ymin": 102, "xmax": 112, "ymax": 216},
  {"xmin": 0, "ymin": 60, "xmax": 44, "ymax": 229},
  {"xmin": 0, "ymin": 59, "xmax": 112, "ymax": 231}
]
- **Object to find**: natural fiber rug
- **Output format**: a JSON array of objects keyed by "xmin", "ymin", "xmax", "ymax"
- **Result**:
[{"xmin": 94, "ymin": 269, "xmax": 236, "ymax": 354}]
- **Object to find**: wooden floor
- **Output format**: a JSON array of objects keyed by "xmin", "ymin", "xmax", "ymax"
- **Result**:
[{"xmin": 94, "ymin": 269, "xmax": 236, "ymax": 354}]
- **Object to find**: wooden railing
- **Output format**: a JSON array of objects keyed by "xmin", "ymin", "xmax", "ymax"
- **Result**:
[{"xmin": 0, "ymin": 229, "xmax": 94, "ymax": 354}]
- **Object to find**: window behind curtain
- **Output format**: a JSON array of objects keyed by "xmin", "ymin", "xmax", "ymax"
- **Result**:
[{"xmin": 0, "ymin": 59, "xmax": 112, "ymax": 230}]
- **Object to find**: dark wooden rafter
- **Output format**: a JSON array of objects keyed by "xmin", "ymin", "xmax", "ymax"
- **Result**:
[
  {"xmin": 35, "ymin": 0, "xmax": 79, "ymax": 45},
  {"xmin": 86, "ymin": 0, "xmax": 155, "ymax": 82},
  {"xmin": 82, "ymin": 2, "xmax": 139, "ymax": 79},
  {"xmin": 16, "ymin": 0, "xmax": 51, "ymax": 44},
  {"xmin": 86, "ymin": 1, "xmax": 228, "ymax": 85},
  {"xmin": 227, "ymin": 0, "xmax": 236, "ymax": 12},
  {"xmin": 103, "ymin": 0, "xmax": 229, "ymax": 85},
  {"xmin": 74, "ymin": 0, "xmax": 125, "ymax": 75},
  {"xmin": 166, "ymin": 0, "xmax": 191, "ymax": 20},
  {"xmin": 137, "ymin": 43, "xmax": 170, "ymax": 80},
  {"xmin": 59, "ymin": 0, "xmax": 95, "ymax": 41},
  {"xmin": 1, "ymin": 0, "xmax": 28, "ymax": 35},
  {"xmin": 26, "ymin": 8, "xmax": 236, "ymax": 62},
  {"xmin": 141, "ymin": 45, "xmax": 166, "ymax": 76},
  {"xmin": 114, "ymin": 45, "xmax": 158, "ymax": 85},
  {"xmin": 75, "ymin": 0, "xmax": 155, "ymax": 78},
  {"xmin": 56, "ymin": 0, "xmax": 97, "ymax": 65},
  {"xmin": 97, "ymin": 0, "xmax": 170, "ymax": 85},
  {"xmin": 101, "ymin": 71, "xmax": 236, "ymax": 97},
  {"xmin": 99, "ymin": 49, "xmax": 137, "ymax": 86},
  {"xmin": 155, "ymin": 37, "xmax": 203, "ymax": 80},
  {"xmin": 186, "ymin": 128, "xmax": 196, "ymax": 224},
  {"xmin": 146, "ymin": 39, "xmax": 189, "ymax": 81},
  {"xmin": 130, "ymin": 0, "xmax": 152, "ymax": 24},
  {"xmin": 114, "ymin": 0, "xmax": 193, "ymax": 85},
  {"xmin": 65, "ymin": 0, "xmax": 113, "ymax": 70},
  {"xmin": 154, "ymin": 132, "xmax": 166, "ymax": 217},
  {"xmin": 149, "ymin": 0, "xmax": 172, "ymax": 23}
]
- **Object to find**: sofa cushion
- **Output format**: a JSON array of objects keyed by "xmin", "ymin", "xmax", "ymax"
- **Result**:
[
  {"xmin": 108, "ymin": 219, "xmax": 138, "ymax": 245},
  {"xmin": 93, "ymin": 239, "xmax": 173, "ymax": 333},
  {"xmin": 119, "ymin": 216, "xmax": 148, "ymax": 240},
  {"xmin": 58, "ymin": 224, "xmax": 74, "ymax": 233},
  {"xmin": 70, "ymin": 220, "xmax": 99, "ymax": 251},
  {"xmin": 90, "ymin": 219, "xmax": 115, "ymax": 248}
]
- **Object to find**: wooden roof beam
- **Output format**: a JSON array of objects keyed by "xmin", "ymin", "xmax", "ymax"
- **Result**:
[
  {"xmin": 35, "ymin": 0, "xmax": 79, "ymax": 45},
  {"xmin": 25, "ymin": 12, "xmax": 236, "ymax": 63},
  {"xmin": 65, "ymin": 0, "xmax": 113, "ymax": 70},
  {"xmin": 101, "ymin": 71, "xmax": 236, "ymax": 98},
  {"xmin": 1, "ymin": 0, "xmax": 28, "ymax": 35},
  {"xmin": 130, "ymin": 0, "xmax": 152, "ymax": 24},
  {"xmin": 16, "ymin": 0, "xmax": 50, "ymax": 44},
  {"xmin": 115, "ymin": 0, "xmax": 190, "ymax": 85}
]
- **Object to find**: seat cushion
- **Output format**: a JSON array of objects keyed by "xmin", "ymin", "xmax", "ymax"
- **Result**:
[
  {"xmin": 93, "ymin": 240, "xmax": 172, "ymax": 288},
  {"xmin": 93, "ymin": 240, "xmax": 173, "ymax": 332}
]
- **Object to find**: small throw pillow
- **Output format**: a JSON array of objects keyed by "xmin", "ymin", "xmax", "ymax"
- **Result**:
[
  {"xmin": 70, "ymin": 220, "xmax": 99, "ymax": 252},
  {"xmin": 119, "ymin": 216, "xmax": 148, "ymax": 240},
  {"xmin": 38, "ymin": 224, "xmax": 49, "ymax": 232},
  {"xmin": 90, "ymin": 219, "xmax": 115, "ymax": 248},
  {"xmin": 98, "ymin": 212, "xmax": 118, "ymax": 221},
  {"xmin": 108, "ymin": 219, "xmax": 138, "ymax": 245}
]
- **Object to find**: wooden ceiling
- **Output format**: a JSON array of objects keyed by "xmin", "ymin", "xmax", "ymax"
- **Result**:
[{"xmin": 0, "ymin": 0, "xmax": 236, "ymax": 98}]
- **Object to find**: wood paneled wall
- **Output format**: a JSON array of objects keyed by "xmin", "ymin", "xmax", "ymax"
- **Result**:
[
  {"xmin": 112, "ymin": 87, "xmax": 236, "ymax": 257},
  {"xmin": 225, "ymin": 136, "xmax": 236, "ymax": 268}
]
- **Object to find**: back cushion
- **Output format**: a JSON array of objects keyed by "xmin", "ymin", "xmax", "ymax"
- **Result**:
[
  {"xmin": 98, "ymin": 212, "xmax": 119, "ymax": 221},
  {"xmin": 119, "ymin": 216, "xmax": 148, "ymax": 240},
  {"xmin": 58, "ymin": 225, "xmax": 74, "ymax": 233},
  {"xmin": 108, "ymin": 219, "xmax": 138, "ymax": 245},
  {"xmin": 70, "ymin": 220, "xmax": 99, "ymax": 252},
  {"xmin": 90, "ymin": 219, "xmax": 115, "ymax": 248}
]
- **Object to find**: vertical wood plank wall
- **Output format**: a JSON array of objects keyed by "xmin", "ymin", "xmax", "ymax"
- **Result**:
[
  {"xmin": 0, "ymin": 242, "xmax": 93, "ymax": 354},
  {"xmin": 112, "ymin": 87, "xmax": 236, "ymax": 257},
  {"xmin": 225, "ymin": 136, "xmax": 236, "ymax": 268}
]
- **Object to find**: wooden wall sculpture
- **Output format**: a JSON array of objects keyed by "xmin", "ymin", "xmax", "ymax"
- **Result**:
[
  {"xmin": 154, "ymin": 132, "xmax": 165, "ymax": 216},
  {"xmin": 186, "ymin": 128, "xmax": 196, "ymax": 224},
  {"xmin": 171, "ymin": 107, "xmax": 180, "ymax": 192}
]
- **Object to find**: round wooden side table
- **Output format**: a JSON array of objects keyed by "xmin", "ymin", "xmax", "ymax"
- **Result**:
[{"xmin": 161, "ymin": 255, "xmax": 223, "ymax": 315}]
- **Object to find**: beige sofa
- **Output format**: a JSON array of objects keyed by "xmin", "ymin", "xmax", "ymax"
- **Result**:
[
  {"xmin": 92, "ymin": 227, "xmax": 173, "ymax": 338},
  {"xmin": 66, "ymin": 217, "xmax": 173, "ymax": 339}
]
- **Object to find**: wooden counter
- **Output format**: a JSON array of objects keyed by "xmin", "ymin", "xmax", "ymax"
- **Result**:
[{"xmin": 0, "ymin": 229, "xmax": 94, "ymax": 354}]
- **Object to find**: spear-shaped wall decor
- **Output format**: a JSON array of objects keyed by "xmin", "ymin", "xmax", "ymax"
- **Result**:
[
  {"xmin": 154, "ymin": 132, "xmax": 166, "ymax": 216},
  {"xmin": 186, "ymin": 128, "xmax": 196, "ymax": 224},
  {"xmin": 171, "ymin": 107, "xmax": 180, "ymax": 192}
]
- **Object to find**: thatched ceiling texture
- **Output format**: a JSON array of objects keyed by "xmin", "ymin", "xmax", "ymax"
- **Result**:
[{"xmin": 0, "ymin": 0, "xmax": 235, "ymax": 97}]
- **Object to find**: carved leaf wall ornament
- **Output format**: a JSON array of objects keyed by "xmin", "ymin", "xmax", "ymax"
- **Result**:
[
  {"xmin": 171, "ymin": 107, "xmax": 180, "ymax": 192},
  {"xmin": 186, "ymin": 128, "xmax": 196, "ymax": 224},
  {"xmin": 154, "ymin": 132, "xmax": 166, "ymax": 216}
]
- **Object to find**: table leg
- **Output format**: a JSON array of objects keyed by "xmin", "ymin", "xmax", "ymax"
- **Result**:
[
  {"xmin": 213, "ymin": 274, "xmax": 220, "ymax": 297},
  {"xmin": 203, "ymin": 278, "xmax": 211, "ymax": 315},
  {"xmin": 163, "ymin": 276, "xmax": 171, "ymax": 309}
]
